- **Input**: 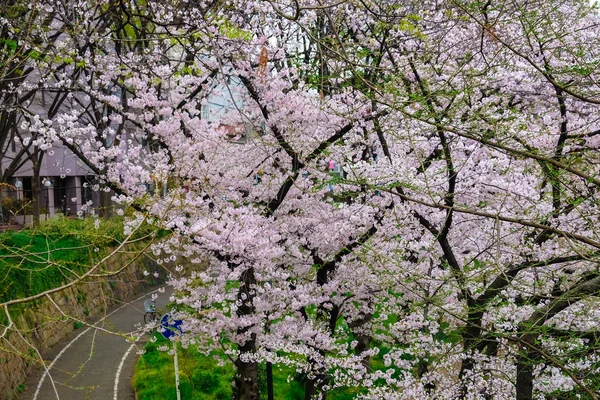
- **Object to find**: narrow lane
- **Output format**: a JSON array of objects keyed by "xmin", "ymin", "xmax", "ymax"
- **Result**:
[{"xmin": 19, "ymin": 287, "xmax": 172, "ymax": 400}]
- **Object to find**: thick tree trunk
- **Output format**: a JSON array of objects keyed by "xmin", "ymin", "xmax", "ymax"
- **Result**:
[
  {"xmin": 266, "ymin": 361, "xmax": 274, "ymax": 400},
  {"xmin": 234, "ymin": 337, "xmax": 260, "ymax": 400},
  {"xmin": 304, "ymin": 379, "xmax": 317, "ymax": 400},
  {"xmin": 233, "ymin": 267, "xmax": 259, "ymax": 400},
  {"xmin": 515, "ymin": 334, "xmax": 538, "ymax": 400},
  {"xmin": 459, "ymin": 308, "xmax": 484, "ymax": 396},
  {"xmin": 349, "ymin": 311, "xmax": 373, "ymax": 370},
  {"xmin": 355, "ymin": 332, "xmax": 371, "ymax": 369},
  {"xmin": 516, "ymin": 358, "xmax": 534, "ymax": 400},
  {"xmin": 304, "ymin": 367, "xmax": 326, "ymax": 400}
]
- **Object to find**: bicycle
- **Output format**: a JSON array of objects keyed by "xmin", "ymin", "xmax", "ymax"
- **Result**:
[{"xmin": 143, "ymin": 299, "xmax": 160, "ymax": 325}]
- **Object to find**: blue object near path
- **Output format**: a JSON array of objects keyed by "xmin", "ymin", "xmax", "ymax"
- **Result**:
[{"xmin": 160, "ymin": 313, "xmax": 184, "ymax": 340}]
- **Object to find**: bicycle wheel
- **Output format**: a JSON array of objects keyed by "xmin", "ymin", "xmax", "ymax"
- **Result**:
[{"xmin": 144, "ymin": 312, "xmax": 158, "ymax": 324}]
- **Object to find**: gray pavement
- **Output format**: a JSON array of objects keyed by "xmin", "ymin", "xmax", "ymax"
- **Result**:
[{"xmin": 18, "ymin": 287, "xmax": 172, "ymax": 400}]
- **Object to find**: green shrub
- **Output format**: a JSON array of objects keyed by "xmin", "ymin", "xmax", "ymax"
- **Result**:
[
  {"xmin": 213, "ymin": 387, "xmax": 231, "ymax": 399},
  {"xmin": 191, "ymin": 369, "xmax": 220, "ymax": 393},
  {"xmin": 179, "ymin": 376, "xmax": 193, "ymax": 399},
  {"xmin": 1, "ymin": 197, "xmax": 30, "ymax": 219}
]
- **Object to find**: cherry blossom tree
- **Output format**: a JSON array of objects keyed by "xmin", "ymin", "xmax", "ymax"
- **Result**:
[{"xmin": 4, "ymin": 0, "xmax": 600, "ymax": 399}]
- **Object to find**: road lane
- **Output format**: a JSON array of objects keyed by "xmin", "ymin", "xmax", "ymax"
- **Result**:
[{"xmin": 19, "ymin": 287, "xmax": 172, "ymax": 400}]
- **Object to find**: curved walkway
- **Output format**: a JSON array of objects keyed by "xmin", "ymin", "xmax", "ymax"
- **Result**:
[{"xmin": 19, "ymin": 287, "xmax": 172, "ymax": 400}]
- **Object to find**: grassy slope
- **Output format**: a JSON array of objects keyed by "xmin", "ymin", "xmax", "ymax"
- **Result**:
[{"xmin": 0, "ymin": 217, "xmax": 128, "ymax": 322}]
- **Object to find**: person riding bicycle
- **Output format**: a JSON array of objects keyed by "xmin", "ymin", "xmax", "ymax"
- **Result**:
[{"xmin": 143, "ymin": 298, "xmax": 159, "ymax": 324}]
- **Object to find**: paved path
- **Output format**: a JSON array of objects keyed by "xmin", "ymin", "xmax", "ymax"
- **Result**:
[{"xmin": 19, "ymin": 287, "xmax": 172, "ymax": 400}]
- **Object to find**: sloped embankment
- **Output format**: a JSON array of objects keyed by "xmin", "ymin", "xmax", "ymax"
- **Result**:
[{"xmin": 0, "ymin": 219, "xmax": 163, "ymax": 399}]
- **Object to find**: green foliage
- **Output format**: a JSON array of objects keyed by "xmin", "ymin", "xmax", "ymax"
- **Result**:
[
  {"xmin": 35, "ymin": 217, "xmax": 124, "ymax": 246},
  {"xmin": 191, "ymin": 369, "xmax": 220, "ymax": 393},
  {"xmin": 0, "ymin": 230, "xmax": 90, "ymax": 304},
  {"xmin": 328, "ymin": 389, "xmax": 360, "ymax": 400},
  {"xmin": 1, "ymin": 197, "xmax": 31, "ymax": 219},
  {"xmin": 0, "ymin": 37, "xmax": 18, "ymax": 56},
  {"xmin": 434, "ymin": 321, "xmax": 461, "ymax": 344},
  {"xmin": 217, "ymin": 18, "xmax": 251, "ymax": 40},
  {"xmin": 0, "ymin": 217, "xmax": 155, "ymax": 326}
]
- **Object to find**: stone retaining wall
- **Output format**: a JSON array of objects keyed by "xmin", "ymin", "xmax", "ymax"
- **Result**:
[{"xmin": 0, "ymin": 244, "xmax": 162, "ymax": 400}]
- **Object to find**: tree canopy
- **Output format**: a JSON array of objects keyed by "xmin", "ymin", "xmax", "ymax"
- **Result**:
[{"xmin": 3, "ymin": 0, "xmax": 600, "ymax": 399}]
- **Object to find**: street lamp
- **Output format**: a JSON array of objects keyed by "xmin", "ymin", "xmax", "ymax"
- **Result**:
[
  {"xmin": 14, "ymin": 179, "xmax": 22, "ymax": 200},
  {"xmin": 42, "ymin": 178, "xmax": 52, "ymax": 218}
]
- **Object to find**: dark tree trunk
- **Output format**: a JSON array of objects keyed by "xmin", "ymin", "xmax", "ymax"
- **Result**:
[
  {"xmin": 459, "ymin": 308, "xmax": 484, "ymax": 395},
  {"xmin": 304, "ymin": 368, "xmax": 326, "ymax": 400},
  {"xmin": 234, "ymin": 336, "xmax": 260, "ymax": 400},
  {"xmin": 233, "ymin": 267, "xmax": 260, "ymax": 400},
  {"xmin": 516, "ymin": 357, "xmax": 534, "ymax": 400},
  {"xmin": 348, "ymin": 310, "xmax": 373, "ymax": 370},
  {"xmin": 515, "ymin": 332, "xmax": 540, "ymax": 400},
  {"xmin": 304, "ymin": 379, "xmax": 317, "ymax": 400},
  {"xmin": 266, "ymin": 361, "xmax": 274, "ymax": 400}
]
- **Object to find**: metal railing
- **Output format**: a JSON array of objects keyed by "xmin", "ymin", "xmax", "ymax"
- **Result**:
[{"xmin": 0, "ymin": 184, "xmax": 103, "ymax": 224}]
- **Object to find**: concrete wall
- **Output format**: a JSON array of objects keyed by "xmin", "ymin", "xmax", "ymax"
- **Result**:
[{"xmin": 0, "ymin": 244, "xmax": 161, "ymax": 399}]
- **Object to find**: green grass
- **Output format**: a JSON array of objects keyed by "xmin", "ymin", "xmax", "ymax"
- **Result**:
[
  {"xmin": 260, "ymin": 362, "xmax": 304, "ymax": 400},
  {"xmin": 0, "ymin": 223, "xmax": 95, "ymax": 325},
  {"xmin": 134, "ymin": 333, "xmax": 234, "ymax": 400},
  {"xmin": 134, "ymin": 333, "xmax": 314, "ymax": 400},
  {"xmin": 134, "ymin": 333, "xmax": 404, "ymax": 400},
  {"xmin": 0, "ymin": 230, "xmax": 90, "ymax": 304}
]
